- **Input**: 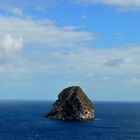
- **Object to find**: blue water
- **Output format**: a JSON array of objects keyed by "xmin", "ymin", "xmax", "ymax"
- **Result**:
[{"xmin": 0, "ymin": 101, "xmax": 140, "ymax": 140}]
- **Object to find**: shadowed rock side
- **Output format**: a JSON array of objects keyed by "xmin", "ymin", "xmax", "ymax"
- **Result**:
[{"xmin": 45, "ymin": 86, "xmax": 95, "ymax": 120}]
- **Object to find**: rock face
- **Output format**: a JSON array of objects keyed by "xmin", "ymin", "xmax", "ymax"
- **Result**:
[{"xmin": 45, "ymin": 86, "xmax": 95, "ymax": 120}]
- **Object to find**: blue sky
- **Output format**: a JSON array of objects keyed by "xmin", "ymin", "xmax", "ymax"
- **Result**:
[{"xmin": 0, "ymin": 0, "xmax": 140, "ymax": 101}]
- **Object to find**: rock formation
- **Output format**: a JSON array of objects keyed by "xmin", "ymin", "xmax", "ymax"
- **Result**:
[{"xmin": 45, "ymin": 86, "xmax": 95, "ymax": 120}]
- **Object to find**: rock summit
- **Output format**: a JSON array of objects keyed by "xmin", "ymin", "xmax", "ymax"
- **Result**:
[{"xmin": 45, "ymin": 86, "xmax": 95, "ymax": 120}]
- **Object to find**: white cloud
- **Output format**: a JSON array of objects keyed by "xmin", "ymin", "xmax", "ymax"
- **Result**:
[
  {"xmin": 125, "ymin": 77, "xmax": 140, "ymax": 85},
  {"xmin": 104, "ymin": 58, "xmax": 124, "ymax": 67},
  {"xmin": 0, "ymin": 15, "xmax": 95, "ymax": 77},
  {"xmin": 34, "ymin": 6, "xmax": 47, "ymax": 12},
  {"xmin": 0, "ymin": 16, "xmax": 95, "ymax": 48},
  {"xmin": 0, "ymin": 5, "xmax": 24, "ymax": 16},
  {"xmin": 38, "ymin": 45, "xmax": 140, "ymax": 77},
  {"xmin": 10, "ymin": 8, "xmax": 23, "ymax": 16},
  {"xmin": 75, "ymin": 0, "xmax": 140, "ymax": 10},
  {"xmin": 0, "ymin": 34, "xmax": 23, "ymax": 67},
  {"xmin": 81, "ymin": 14, "xmax": 87, "ymax": 20},
  {"xmin": 0, "ymin": 34, "xmax": 23, "ymax": 76},
  {"xmin": 0, "ymin": 14, "xmax": 139, "ymax": 81},
  {"xmin": 86, "ymin": 72, "xmax": 94, "ymax": 78},
  {"xmin": 101, "ymin": 76, "xmax": 111, "ymax": 81},
  {"xmin": 114, "ymin": 33, "xmax": 124, "ymax": 39},
  {"xmin": 0, "ymin": 0, "xmax": 59, "ymax": 9},
  {"xmin": 1, "ymin": 40, "xmax": 140, "ymax": 80},
  {"xmin": 0, "ymin": 34, "xmax": 23, "ymax": 53}
]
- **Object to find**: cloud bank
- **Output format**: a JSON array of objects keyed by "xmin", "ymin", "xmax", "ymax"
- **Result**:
[
  {"xmin": 0, "ymin": 15, "xmax": 95, "ymax": 76},
  {"xmin": 0, "ymin": 16, "xmax": 94, "ymax": 48}
]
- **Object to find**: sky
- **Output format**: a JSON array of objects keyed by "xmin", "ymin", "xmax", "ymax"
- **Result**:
[{"xmin": 0, "ymin": 0, "xmax": 140, "ymax": 101}]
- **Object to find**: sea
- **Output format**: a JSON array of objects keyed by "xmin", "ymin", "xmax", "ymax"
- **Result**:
[{"xmin": 0, "ymin": 101, "xmax": 140, "ymax": 140}]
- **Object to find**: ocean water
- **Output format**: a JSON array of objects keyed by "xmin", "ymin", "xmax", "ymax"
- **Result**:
[{"xmin": 0, "ymin": 101, "xmax": 140, "ymax": 140}]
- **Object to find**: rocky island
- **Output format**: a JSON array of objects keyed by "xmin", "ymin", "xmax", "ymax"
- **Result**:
[{"xmin": 45, "ymin": 86, "xmax": 95, "ymax": 120}]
